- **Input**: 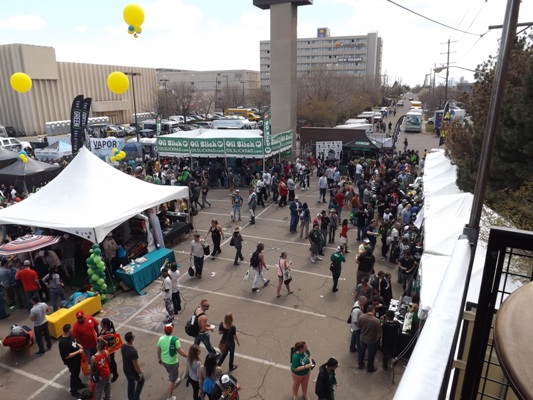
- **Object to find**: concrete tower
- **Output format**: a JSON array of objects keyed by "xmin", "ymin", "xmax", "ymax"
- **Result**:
[{"xmin": 253, "ymin": 0, "xmax": 313, "ymax": 153}]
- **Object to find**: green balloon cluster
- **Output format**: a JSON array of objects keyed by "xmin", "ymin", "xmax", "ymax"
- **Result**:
[{"xmin": 86, "ymin": 244, "xmax": 107, "ymax": 302}]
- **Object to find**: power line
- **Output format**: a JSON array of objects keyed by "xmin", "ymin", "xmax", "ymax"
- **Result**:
[{"xmin": 386, "ymin": 0, "xmax": 483, "ymax": 37}]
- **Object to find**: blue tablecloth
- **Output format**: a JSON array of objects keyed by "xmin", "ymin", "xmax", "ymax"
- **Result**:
[{"xmin": 116, "ymin": 248, "xmax": 176, "ymax": 295}]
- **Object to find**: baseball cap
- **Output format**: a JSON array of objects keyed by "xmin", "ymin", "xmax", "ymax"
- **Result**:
[
  {"xmin": 336, "ymin": 246, "xmax": 343, "ymax": 252},
  {"xmin": 76, "ymin": 311, "xmax": 85, "ymax": 318},
  {"xmin": 295, "ymin": 196, "xmax": 299, "ymax": 200},
  {"xmin": 164, "ymin": 324, "xmax": 173, "ymax": 334},
  {"xmin": 23, "ymin": 260, "xmax": 31, "ymax": 266}
]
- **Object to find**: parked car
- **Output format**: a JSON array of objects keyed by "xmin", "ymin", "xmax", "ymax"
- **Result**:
[
  {"xmin": 0, "ymin": 137, "xmax": 31, "ymax": 152},
  {"xmin": 427, "ymin": 117, "xmax": 434, "ymax": 125},
  {"xmin": 397, "ymin": 100, "xmax": 404, "ymax": 107},
  {"xmin": 106, "ymin": 125, "xmax": 126, "ymax": 138}
]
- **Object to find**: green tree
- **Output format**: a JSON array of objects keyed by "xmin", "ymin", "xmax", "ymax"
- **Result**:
[{"xmin": 447, "ymin": 33, "xmax": 533, "ymax": 207}]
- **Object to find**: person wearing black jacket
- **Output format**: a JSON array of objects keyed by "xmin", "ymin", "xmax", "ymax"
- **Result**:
[{"xmin": 315, "ymin": 357, "xmax": 338, "ymax": 400}]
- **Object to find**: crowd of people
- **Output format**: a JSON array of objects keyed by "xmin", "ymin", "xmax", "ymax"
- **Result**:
[{"xmin": 1, "ymin": 136, "xmax": 427, "ymax": 399}]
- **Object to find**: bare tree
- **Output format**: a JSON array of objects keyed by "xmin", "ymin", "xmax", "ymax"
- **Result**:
[
  {"xmin": 170, "ymin": 82, "xmax": 198, "ymax": 118},
  {"xmin": 195, "ymin": 92, "xmax": 216, "ymax": 118},
  {"xmin": 249, "ymin": 87, "xmax": 271, "ymax": 111}
]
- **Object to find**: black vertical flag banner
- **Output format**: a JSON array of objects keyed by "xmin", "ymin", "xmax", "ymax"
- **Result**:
[
  {"xmin": 80, "ymin": 97, "xmax": 92, "ymax": 150},
  {"xmin": 70, "ymin": 94, "xmax": 84, "ymax": 154}
]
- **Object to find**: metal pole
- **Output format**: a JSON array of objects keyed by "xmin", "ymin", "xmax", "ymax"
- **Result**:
[
  {"xmin": 444, "ymin": 39, "xmax": 450, "ymax": 108},
  {"xmin": 128, "ymin": 72, "xmax": 139, "ymax": 143},
  {"xmin": 446, "ymin": 0, "xmax": 521, "ymax": 397}
]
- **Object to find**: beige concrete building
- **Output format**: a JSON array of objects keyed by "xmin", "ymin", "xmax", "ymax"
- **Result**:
[
  {"xmin": 260, "ymin": 28, "xmax": 383, "ymax": 88},
  {"xmin": 156, "ymin": 69, "xmax": 261, "ymax": 104},
  {"xmin": 0, "ymin": 44, "xmax": 157, "ymax": 135}
]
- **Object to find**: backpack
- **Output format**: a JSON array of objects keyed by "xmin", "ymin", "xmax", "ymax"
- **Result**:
[
  {"xmin": 347, "ymin": 305, "xmax": 360, "ymax": 324},
  {"xmin": 202, "ymin": 376, "xmax": 215, "ymax": 394},
  {"xmin": 169, "ymin": 336, "xmax": 178, "ymax": 357},
  {"xmin": 184, "ymin": 312, "xmax": 205, "ymax": 337},
  {"xmin": 250, "ymin": 251, "xmax": 260, "ymax": 268}
]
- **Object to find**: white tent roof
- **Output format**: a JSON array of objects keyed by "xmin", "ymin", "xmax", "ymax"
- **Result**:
[
  {"xmin": 423, "ymin": 150, "xmax": 462, "ymax": 197},
  {"xmin": 0, "ymin": 147, "xmax": 188, "ymax": 243}
]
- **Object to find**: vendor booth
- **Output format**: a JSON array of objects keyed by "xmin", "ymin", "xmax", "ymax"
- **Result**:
[
  {"xmin": 34, "ymin": 141, "xmax": 72, "ymax": 161},
  {"xmin": 0, "ymin": 147, "xmax": 189, "ymax": 295},
  {"xmin": 0, "ymin": 156, "xmax": 61, "ymax": 193}
]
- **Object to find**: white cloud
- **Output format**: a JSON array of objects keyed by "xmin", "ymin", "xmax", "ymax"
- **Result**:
[
  {"xmin": 75, "ymin": 26, "xmax": 87, "ymax": 33},
  {"xmin": 0, "ymin": 15, "xmax": 46, "ymax": 31}
]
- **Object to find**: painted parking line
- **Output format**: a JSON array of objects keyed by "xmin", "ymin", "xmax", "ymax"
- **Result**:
[
  {"xmin": 0, "ymin": 361, "xmax": 70, "ymax": 391},
  {"xmin": 121, "ymin": 323, "xmax": 291, "ymax": 371},
  {"xmin": 25, "ymin": 283, "xmax": 163, "ymax": 399},
  {"xmin": 179, "ymin": 285, "xmax": 327, "ymax": 318},
  {"xmin": 172, "ymin": 250, "xmax": 333, "ymax": 280}
]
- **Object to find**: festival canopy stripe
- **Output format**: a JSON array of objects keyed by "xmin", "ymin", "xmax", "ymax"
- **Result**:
[{"xmin": 0, "ymin": 234, "xmax": 61, "ymax": 255}]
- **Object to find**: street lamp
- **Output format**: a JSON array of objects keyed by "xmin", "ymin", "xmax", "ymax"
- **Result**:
[
  {"xmin": 433, "ymin": 65, "xmax": 485, "ymax": 108},
  {"xmin": 124, "ymin": 71, "xmax": 141, "ymax": 142},
  {"xmin": 240, "ymin": 80, "xmax": 245, "ymax": 107},
  {"xmin": 159, "ymin": 76, "xmax": 170, "ymax": 118}
]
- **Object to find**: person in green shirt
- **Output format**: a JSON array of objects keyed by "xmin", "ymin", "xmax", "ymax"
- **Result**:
[
  {"xmin": 291, "ymin": 341, "xmax": 314, "ymax": 400},
  {"xmin": 157, "ymin": 324, "xmax": 188, "ymax": 400},
  {"xmin": 330, "ymin": 246, "xmax": 346, "ymax": 293}
]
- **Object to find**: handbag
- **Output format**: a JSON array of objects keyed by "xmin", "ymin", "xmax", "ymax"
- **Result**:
[
  {"xmin": 229, "ymin": 237, "xmax": 235, "ymax": 246},
  {"xmin": 283, "ymin": 270, "xmax": 292, "ymax": 285},
  {"xmin": 219, "ymin": 340, "xmax": 227, "ymax": 354},
  {"xmin": 330, "ymin": 260, "xmax": 339, "ymax": 273},
  {"xmin": 203, "ymin": 244, "xmax": 210, "ymax": 256},
  {"xmin": 188, "ymin": 266, "xmax": 195, "ymax": 277}
]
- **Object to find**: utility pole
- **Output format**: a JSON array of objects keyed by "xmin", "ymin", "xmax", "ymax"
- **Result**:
[{"xmin": 441, "ymin": 39, "xmax": 456, "ymax": 107}]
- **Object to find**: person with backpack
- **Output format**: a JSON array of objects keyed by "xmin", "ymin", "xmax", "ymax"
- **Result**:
[
  {"xmin": 315, "ymin": 357, "xmax": 338, "ymax": 400},
  {"xmin": 348, "ymin": 296, "xmax": 367, "ymax": 353},
  {"xmin": 199, "ymin": 352, "xmax": 223, "ymax": 400},
  {"xmin": 329, "ymin": 246, "xmax": 345, "ymax": 293},
  {"xmin": 192, "ymin": 299, "xmax": 217, "ymax": 354},
  {"xmin": 250, "ymin": 243, "xmax": 270, "ymax": 292},
  {"xmin": 157, "ymin": 324, "xmax": 188, "ymax": 400},
  {"xmin": 212, "ymin": 374, "xmax": 241, "ymax": 400}
]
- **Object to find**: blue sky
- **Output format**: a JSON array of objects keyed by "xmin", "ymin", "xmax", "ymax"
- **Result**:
[{"xmin": 1, "ymin": 0, "xmax": 532, "ymax": 86}]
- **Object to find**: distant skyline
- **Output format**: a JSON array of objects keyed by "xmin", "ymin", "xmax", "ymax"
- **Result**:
[{"xmin": 1, "ymin": 0, "xmax": 531, "ymax": 87}]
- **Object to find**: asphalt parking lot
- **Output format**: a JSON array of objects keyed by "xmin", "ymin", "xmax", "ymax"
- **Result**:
[{"xmin": 0, "ymin": 126, "xmax": 440, "ymax": 399}]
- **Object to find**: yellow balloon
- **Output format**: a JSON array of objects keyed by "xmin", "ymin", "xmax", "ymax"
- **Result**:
[
  {"xmin": 119, "ymin": 151, "xmax": 126, "ymax": 158},
  {"xmin": 107, "ymin": 72, "xmax": 129, "ymax": 95},
  {"xmin": 134, "ymin": 26, "xmax": 142, "ymax": 34},
  {"xmin": 110, "ymin": 156, "xmax": 117, "ymax": 162},
  {"xmin": 123, "ymin": 4, "xmax": 145, "ymax": 26},
  {"xmin": 112, "ymin": 148, "xmax": 118, "ymax": 153},
  {"xmin": 10, "ymin": 72, "xmax": 33, "ymax": 93}
]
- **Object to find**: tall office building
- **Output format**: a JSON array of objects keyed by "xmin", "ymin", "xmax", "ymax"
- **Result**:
[{"xmin": 259, "ymin": 28, "xmax": 382, "ymax": 88}]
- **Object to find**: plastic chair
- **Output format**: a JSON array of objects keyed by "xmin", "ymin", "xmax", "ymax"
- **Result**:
[{"xmin": 2, "ymin": 332, "xmax": 34, "ymax": 361}]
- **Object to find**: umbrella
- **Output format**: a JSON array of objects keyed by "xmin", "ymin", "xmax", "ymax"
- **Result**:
[{"xmin": 0, "ymin": 234, "xmax": 61, "ymax": 255}]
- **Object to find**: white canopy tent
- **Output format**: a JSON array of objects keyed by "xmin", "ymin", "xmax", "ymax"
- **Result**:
[
  {"xmin": 423, "ymin": 150, "xmax": 462, "ymax": 197},
  {"xmin": 0, "ymin": 147, "xmax": 188, "ymax": 243}
]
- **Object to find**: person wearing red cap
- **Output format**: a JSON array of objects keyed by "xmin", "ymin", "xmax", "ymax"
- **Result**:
[
  {"xmin": 157, "ymin": 324, "xmax": 188, "ymax": 400},
  {"xmin": 72, "ymin": 310, "xmax": 99, "ymax": 361}
]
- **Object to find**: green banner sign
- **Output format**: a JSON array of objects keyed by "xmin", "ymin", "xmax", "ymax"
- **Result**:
[
  {"xmin": 156, "ymin": 130, "xmax": 293, "ymax": 157},
  {"xmin": 224, "ymin": 137, "xmax": 264, "ymax": 156}
]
